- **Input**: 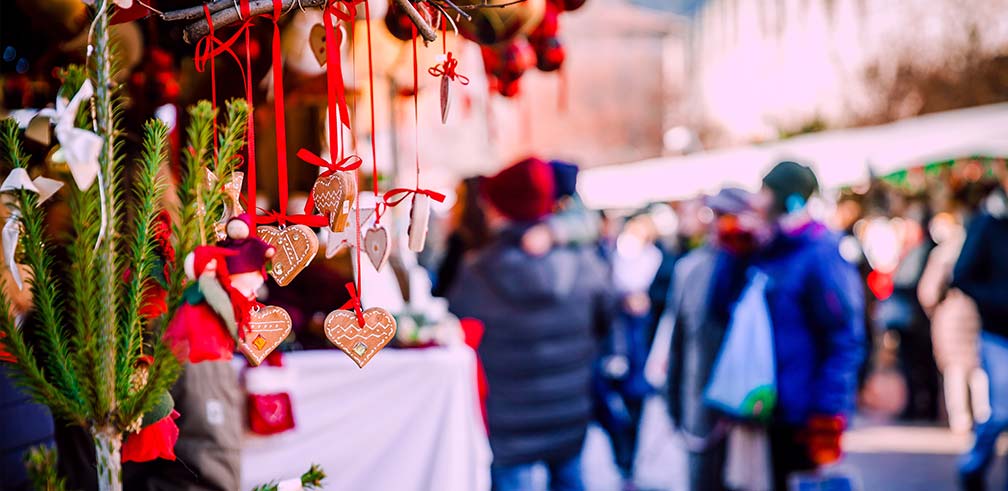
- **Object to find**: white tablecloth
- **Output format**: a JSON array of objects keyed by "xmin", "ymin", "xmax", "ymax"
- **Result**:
[{"xmin": 240, "ymin": 346, "xmax": 491, "ymax": 491}]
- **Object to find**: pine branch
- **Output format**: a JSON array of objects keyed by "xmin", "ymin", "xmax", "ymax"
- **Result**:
[
  {"xmin": 115, "ymin": 119, "xmax": 169, "ymax": 409},
  {"xmin": 91, "ymin": 1, "xmax": 121, "ymax": 420},
  {"xmin": 119, "ymin": 334, "xmax": 180, "ymax": 426},
  {"xmin": 252, "ymin": 464, "xmax": 326, "ymax": 491},
  {"xmin": 168, "ymin": 102, "xmax": 215, "ymax": 312},
  {"xmin": 0, "ymin": 121, "xmax": 86, "ymax": 424},
  {"xmin": 24, "ymin": 445, "xmax": 67, "ymax": 491}
]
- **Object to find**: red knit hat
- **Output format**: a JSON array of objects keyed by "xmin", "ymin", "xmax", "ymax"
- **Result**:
[{"xmin": 482, "ymin": 157, "xmax": 555, "ymax": 222}]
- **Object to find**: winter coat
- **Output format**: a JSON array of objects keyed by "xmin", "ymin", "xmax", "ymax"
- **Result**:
[
  {"xmin": 918, "ymin": 234, "xmax": 980, "ymax": 372},
  {"xmin": 447, "ymin": 223, "xmax": 612, "ymax": 465},
  {"xmin": 752, "ymin": 222, "xmax": 865, "ymax": 425},
  {"xmin": 1, "ymin": 364, "xmax": 54, "ymax": 489},
  {"xmin": 665, "ymin": 246, "xmax": 730, "ymax": 442},
  {"xmin": 952, "ymin": 213, "xmax": 1008, "ymax": 338}
]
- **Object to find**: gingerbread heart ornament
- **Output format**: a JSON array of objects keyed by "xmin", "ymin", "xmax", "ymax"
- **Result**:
[
  {"xmin": 239, "ymin": 306, "xmax": 293, "ymax": 366},
  {"xmin": 325, "ymin": 308, "xmax": 397, "ymax": 367},
  {"xmin": 258, "ymin": 224, "xmax": 319, "ymax": 286},
  {"xmin": 364, "ymin": 224, "xmax": 390, "ymax": 271},
  {"xmin": 311, "ymin": 173, "xmax": 347, "ymax": 231}
]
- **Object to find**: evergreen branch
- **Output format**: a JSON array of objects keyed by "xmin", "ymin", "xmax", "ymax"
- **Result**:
[
  {"xmin": 0, "ymin": 120, "xmax": 86, "ymax": 421},
  {"xmin": 119, "ymin": 334, "xmax": 180, "ymax": 426},
  {"xmin": 24, "ymin": 445, "xmax": 67, "ymax": 491},
  {"xmin": 252, "ymin": 464, "xmax": 326, "ymax": 491},
  {"xmin": 91, "ymin": 2, "xmax": 121, "ymax": 420},
  {"xmin": 115, "ymin": 119, "xmax": 169, "ymax": 406},
  {"xmin": 203, "ymin": 99, "xmax": 249, "ymax": 243},
  {"xmin": 168, "ymin": 102, "xmax": 215, "ymax": 312}
]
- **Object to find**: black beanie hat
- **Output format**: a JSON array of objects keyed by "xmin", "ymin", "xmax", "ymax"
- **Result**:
[{"xmin": 762, "ymin": 161, "xmax": 819, "ymax": 214}]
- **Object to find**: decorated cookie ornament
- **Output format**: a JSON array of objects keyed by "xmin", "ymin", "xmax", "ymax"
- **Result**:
[
  {"xmin": 239, "ymin": 305, "xmax": 294, "ymax": 366},
  {"xmin": 363, "ymin": 224, "xmax": 391, "ymax": 271},
  {"xmin": 325, "ymin": 307, "xmax": 397, "ymax": 368},
  {"xmin": 257, "ymin": 224, "xmax": 320, "ymax": 287}
]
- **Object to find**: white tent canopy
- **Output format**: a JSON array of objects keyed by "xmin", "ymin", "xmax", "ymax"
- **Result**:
[{"xmin": 580, "ymin": 103, "xmax": 1008, "ymax": 210}]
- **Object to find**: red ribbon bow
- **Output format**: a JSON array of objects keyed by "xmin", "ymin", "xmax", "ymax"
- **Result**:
[
  {"xmin": 298, "ymin": 149, "xmax": 363, "ymax": 214},
  {"xmin": 337, "ymin": 282, "xmax": 366, "ymax": 327},
  {"xmin": 382, "ymin": 187, "xmax": 447, "ymax": 208},
  {"xmin": 428, "ymin": 52, "xmax": 470, "ymax": 84}
]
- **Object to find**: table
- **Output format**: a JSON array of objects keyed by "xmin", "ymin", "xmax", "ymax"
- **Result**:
[{"xmin": 240, "ymin": 346, "xmax": 491, "ymax": 491}]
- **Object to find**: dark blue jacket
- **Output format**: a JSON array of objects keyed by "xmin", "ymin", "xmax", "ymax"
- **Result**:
[
  {"xmin": 752, "ymin": 222, "xmax": 865, "ymax": 425},
  {"xmin": 952, "ymin": 212, "xmax": 1008, "ymax": 338},
  {"xmin": 448, "ymin": 224, "xmax": 612, "ymax": 465},
  {"xmin": 1, "ymin": 364, "xmax": 55, "ymax": 488}
]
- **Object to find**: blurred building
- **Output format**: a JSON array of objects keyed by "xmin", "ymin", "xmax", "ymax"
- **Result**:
[{"xmin": 685, "ymin": 0, "xmax": 1008, "ymax": 147}]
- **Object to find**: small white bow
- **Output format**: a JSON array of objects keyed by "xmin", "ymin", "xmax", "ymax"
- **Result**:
[
  {"xmin": 37, "ymin": 80, "xmax": 102, "ymax": 191},
  {"xmin": 1, "ymin": 168, "xmax": 64, "ymax": 290}
]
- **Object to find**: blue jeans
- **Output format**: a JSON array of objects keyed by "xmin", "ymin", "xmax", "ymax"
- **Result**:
[
  {"xmin": 960, "ymin": 332, "xmax": 1008, "ymax": 488},
  {"xmin": 491, "ymin": 454, "xmax": 584, "ymax": 491}
]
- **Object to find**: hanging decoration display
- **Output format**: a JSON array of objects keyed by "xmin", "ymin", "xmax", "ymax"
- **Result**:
[{"xmin": 363, "ymin": 223, "xmax": 391, "ymax": 271}]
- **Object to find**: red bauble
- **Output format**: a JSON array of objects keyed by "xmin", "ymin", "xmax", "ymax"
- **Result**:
[
  {"xmin": 530, "ymin": 1, "xmax": 561, "ymax": 39},
  {"xmin": 533, "ymin": 36, "xmax": 565, "ymax": 72}
]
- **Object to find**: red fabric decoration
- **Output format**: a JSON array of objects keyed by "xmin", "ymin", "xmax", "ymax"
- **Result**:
[
  {"xmin": 0, "ymin": 332, "xmax": 14, "ymax": 363},
  {"xmin": 122, "ymin": 410, "xmax": 180, "ymax": 463},
  {"xmin": 532, "ymin": 37, "xmax": 565, "ymax": 72},
  {"xmin": 481, "ymin": 157, "xmax": 556, "ymax": 222},
  {"xmin": 164, "ymin": 302, "xmax": 236, "ymax": 363},
  {"xmin": 247, "ymin": 393, "xmax": 296, "ymax": 435},
  {"xmin": 139, "ymin": 284, "xmax": 168, "ymax": 320}
]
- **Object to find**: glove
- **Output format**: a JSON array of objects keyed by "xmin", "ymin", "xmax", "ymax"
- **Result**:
[{"xmin": 806, "ymin": 414, "xmax": 846, "ymax": 465}]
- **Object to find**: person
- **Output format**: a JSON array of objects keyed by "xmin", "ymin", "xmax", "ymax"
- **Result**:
[
  {"xmin": 592, "ymin": 212, "xmax": 660, "ymax": 488},
  {"xmin": 663, "ymin": 187, "xmax": 762, "ymax": 491},
  {"xmin": 447, "ymin": 157, "xmax": 612, "ymax": 491},
  {"xmin": 433, "ymin": 177, "xmax": 491, "ymax": 298},
  {"xmin": 751, "ymin": 161, "xmax": 865, "ymax": 490},
  {"xmin": 918, "ymin": 212, "xmax": 984, "ymax": 433},
  {"xmin": 953, "ymin": 183, "xmax": 1008, "ymax": 491}
]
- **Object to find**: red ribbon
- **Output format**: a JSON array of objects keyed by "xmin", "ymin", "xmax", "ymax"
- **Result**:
[
  {"xmin": 297, "ymin": 148, "xmax": 362, "ymax": 213},
  {"xmin": 337, "ymin": 282, "xmax": 366, "ymax": 328},
  {"xmin": 254, "ymin": 209, "xmax": 329, "ymax": 229},
  {"xmin": 428, "ymin": 52, "xmax": 470, "ymax": 85},
  {"xmin": 382, "ymin": 187, "xmax": 446, "ymax": 208},
  {"xmin": 323, "ymin": 3, "xmax": 352, "ymax": 140}
]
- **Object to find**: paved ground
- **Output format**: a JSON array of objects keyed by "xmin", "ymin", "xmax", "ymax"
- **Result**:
[{"xmin": 574, "ymin": 398, "xmax": 1008, "ymax": 491}]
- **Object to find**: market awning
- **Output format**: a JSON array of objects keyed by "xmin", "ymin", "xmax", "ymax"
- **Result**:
[{"xmin": 580, "ymin": 102, "xmax": 1008, "ymax": 209}]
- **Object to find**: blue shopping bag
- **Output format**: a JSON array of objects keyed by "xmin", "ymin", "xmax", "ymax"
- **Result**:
[{"xmin": 704, "ymin": 270, "xmax": 777, "ymax": 421}]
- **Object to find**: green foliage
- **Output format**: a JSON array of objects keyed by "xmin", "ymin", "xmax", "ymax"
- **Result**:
[
  {"xmin": 252, "ymin": 464, "xmax": 327, "ymax": 491},
  {"xmin": 24, "ymin": 445, "xmax": 66, "ymax": 491}
]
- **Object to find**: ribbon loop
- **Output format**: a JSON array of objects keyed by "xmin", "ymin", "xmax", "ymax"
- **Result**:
[
  {"xmin": 382, "ymin": 187, "xmax": 446, "ymax": 209},
  {"xmin": 428, "ymin": 52, "xmax": 470, "ymax": 85},
  {"xmin": 337, "ymin": 281, "xmax": 366, "ymax": 327}
]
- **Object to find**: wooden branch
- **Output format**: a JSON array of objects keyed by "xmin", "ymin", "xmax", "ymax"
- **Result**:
[
  {"xmin": 457, "ymin": 0, "xmax": 527, "ymax": 10},
  {"xmin": 391, "ymin": 0, "xmax": 438, "ymax": 43},
  {"xmin": 431, "ymin": 0, "xmax": 472, "ymax": 21},
  {"xmin": 171, "ymin": 0, "xmax": 438, "ymax": 45}
]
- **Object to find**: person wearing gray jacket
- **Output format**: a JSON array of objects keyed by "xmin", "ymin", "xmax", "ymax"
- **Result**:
[{"xmin": 447, "ymin": 158, "xmax": 612, "ymax": 491}]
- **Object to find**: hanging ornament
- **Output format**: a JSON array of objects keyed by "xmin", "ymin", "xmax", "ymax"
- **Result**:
[
  {"xmin": 257, "ymin": 224, "xmax": 320, "ymax": 286},
  {"xmin": 363, "ymin": 224, "xmax": 390, "ymax": 271},
  {"xmin": 459, "ymin": 0, "xmax": 546, "ymax": 45},
  {"xmin": 309, "ymin": 23, "xmax": 328, "ymax": 67},
  {"xmin": 36, "ymin": 80, "xmax": 102, "ymax": 190},
  {"xmin": 428, "ymin": 52, "xmax": 470, "ymax": 124},
  {"xmin": 324, "ymin": 203, "xmax": 375, "ymax": 259},
  {"xmin": 528, "ymin": 1, "xmax": 565, "ymax": 72},
  {"xmin": 325, "ymin": 307, "xmax": 396, "ymax": 368},
  {"xmin": 239, "ymin": 305, "xmax": 293, "ymax": 366},
  {"xmin": 407, "ymin": 193, "xmax": 432, "ymax": 252}
]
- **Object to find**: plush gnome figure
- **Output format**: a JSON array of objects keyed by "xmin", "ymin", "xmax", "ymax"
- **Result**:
[{"xmin": 164, "ymin": 214, "xmax": 275, "ymax": 363}]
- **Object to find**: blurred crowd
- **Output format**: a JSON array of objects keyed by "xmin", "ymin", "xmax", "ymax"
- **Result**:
[{"xmin": 425, "ymin": 156, "xmax": 1008, "ymax": 491}]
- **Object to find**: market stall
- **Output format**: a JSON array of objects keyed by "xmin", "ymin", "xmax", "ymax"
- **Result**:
[{"xmin": 240, "ymin": 346, "xmax": 490, "ymax": 491}]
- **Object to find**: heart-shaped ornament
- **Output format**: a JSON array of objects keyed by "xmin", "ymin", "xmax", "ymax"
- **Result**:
[
  {"xmin": 311, "ymin": 173, "xmax": 347, "ymax": 231},
  {"xmin": 258, "ymin": 224, "xmax": 320, "ymax": 286},
  {"xmin": 309, "ymin": 23, "xmax": 327, "ymax": 67},
  {"xmin": 239, "ymin": 306, "xmax": 293, "ymax": 366},
  {"xmin": 363, "ymin": 224, "xmax": 391, "ymax": 271},
  {"xmin": 325, "ymin": 307, "xmax": 397, "ymax": 368}
]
